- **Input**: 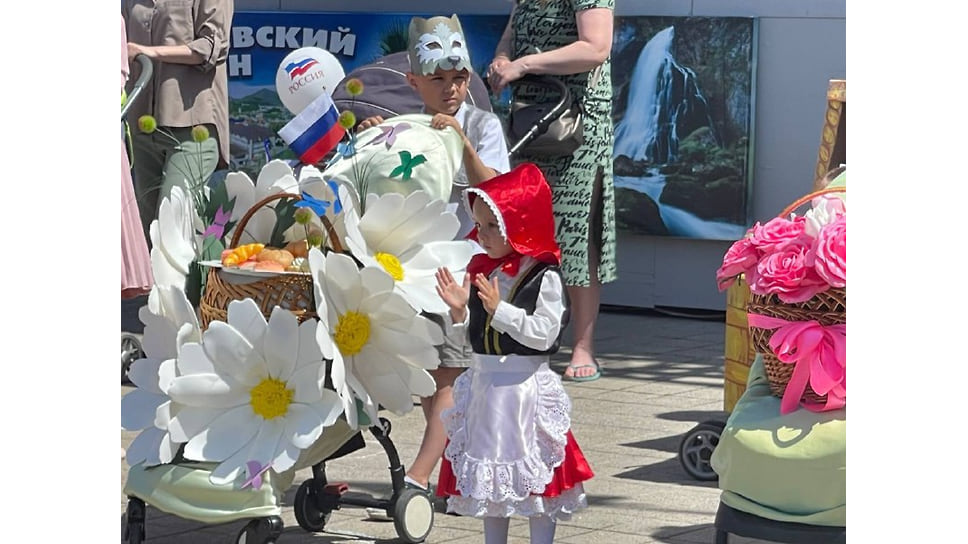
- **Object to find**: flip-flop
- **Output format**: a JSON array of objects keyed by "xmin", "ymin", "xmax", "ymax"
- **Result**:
[{"xmin": 564, "ymin": 361, "xmax": 602, "ymax": 382}]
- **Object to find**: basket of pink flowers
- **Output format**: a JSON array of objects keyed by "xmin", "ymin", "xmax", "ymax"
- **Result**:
[{"xmin": 716, "ymin": 185, "xmax": 846, "ymax": 415}]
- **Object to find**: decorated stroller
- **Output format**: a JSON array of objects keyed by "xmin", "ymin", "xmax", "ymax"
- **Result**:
[{"xmin": 121, "ymin": 65, "xmax": 483, "ymax": 543}]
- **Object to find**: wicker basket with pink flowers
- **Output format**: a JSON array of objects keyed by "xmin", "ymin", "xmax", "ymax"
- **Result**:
[{"xmin": 716, "ymin": 185, "xmax": 846, "ymax": 415}]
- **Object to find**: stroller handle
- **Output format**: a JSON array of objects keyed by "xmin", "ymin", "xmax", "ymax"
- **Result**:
[
  {"xmin": 121, "ymin": 54, "xmax": 153, "ymax": 121},
  {"xmin": 506, "ymin": 75, "xmax": 573, "ymax": 157}
]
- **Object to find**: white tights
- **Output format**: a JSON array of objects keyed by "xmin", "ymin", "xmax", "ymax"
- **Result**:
[{"xmin": 483, "ymin": 515, "xmax": 557, "ymax": 544}]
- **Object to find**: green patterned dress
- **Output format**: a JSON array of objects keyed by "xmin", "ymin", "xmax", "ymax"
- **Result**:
[{"xmin": 510, "ymin": 0, "xmax": 617, "ymax": 286}]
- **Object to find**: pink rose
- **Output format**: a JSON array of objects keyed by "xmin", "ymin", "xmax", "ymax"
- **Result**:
[
  {"xmin": 812, "ymin": 215, "xmax": 846, "ymax": 287},
  {"xmin": 749, "ymin": 216, "xmax": 808, "ymax": 253},
  {"xmin": 748, "ymin": 240, "xmax": 829, "ymax": 303},
  {"xmin": 716, "ymin": 237, "xmax": 759, "ymax": 290}
]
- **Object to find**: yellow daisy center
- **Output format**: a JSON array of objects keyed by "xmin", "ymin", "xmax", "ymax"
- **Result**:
[
  {"xmin": 374, "ymin": 252, "xmax": 404, "ymax": 281},
  {"xmin": 249, "ymin": 377, "xmax": 294, "ymax": 420},
  {"xmin": 335, "ymin": 311, "xmax": 371, "ymax": 355}
]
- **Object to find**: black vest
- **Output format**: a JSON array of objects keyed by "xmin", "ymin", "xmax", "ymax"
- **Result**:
[{"xmin": 467, "ymin": 262, "xmax": 570, "ymax": 356}]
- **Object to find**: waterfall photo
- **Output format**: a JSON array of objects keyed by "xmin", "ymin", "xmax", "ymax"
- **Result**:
[{"xmin": 611, "ymin": 17, "xmax": 756, "ymax": 240}]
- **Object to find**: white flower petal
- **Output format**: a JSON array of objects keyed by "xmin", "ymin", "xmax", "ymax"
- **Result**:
[
  {"xmin": 296, "ymin": 317, "xmax": 325, "ymax": 369},
  {"xmin": 182, "ymin": 405, "xmax": 261, "ymax": 462},
  {"xmin": 250, "ymin": 418, "xmax": 290, "ymax": 473},
  {"xmin": 156, "ymin": 187, "xmax": 195, "ymax": 274},
  {"xmin": 176, "ymin": 343, "xmax": 215, "ymax": 376},
  {"xmin": 126, "ymin": 357, "xmax": 164, "ymax": 395},
  {"xmin": 223, "ymin": 171, "xmax": 257, "ymax": 221},
  {"xmin": 121, "ymin": 389, "xmax": 165, "ymax": 431},
  {"xmin": 394, "ymin": 281, "xmax": 448, "ymax": 314},
  {"xmin": 202, "ymin": 321, "xmax": 261, "ymax": 381},
  {"xmin": 125, "ymin": 427, "xmax": 167, "ymax": 467},
  {"xmin": 263, "ymin": 307, "xmax": 301, "ymax": 381},
  {"xmin": 256, "ymin": 160, "xmax": 296, "ymax": 193},
  {"xmin": 167, "ymin": 374, "xmax": 250, "ymax": 408},
  {"xmin": 283, "ymin": 403, "xmax": 325, "ymax": 450},
  {"xmin": 167, "ymin": 405, "xmax": 225, "ymax": 443},
  {"xmin": 359, "ymin": 266, "xmax": 395, "ymax": 298},
  {"xmin": 289, "ymin": 363, "xmax": 325, "ymax": 404},
  {"xmin": 324, "ymin": 252, "xmax": 365, "ymax": 314}
]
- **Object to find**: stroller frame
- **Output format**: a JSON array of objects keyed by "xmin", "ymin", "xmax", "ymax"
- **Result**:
[{"xmin": 124, "ymin": 416, "xmax": 434, "ymax": 544}]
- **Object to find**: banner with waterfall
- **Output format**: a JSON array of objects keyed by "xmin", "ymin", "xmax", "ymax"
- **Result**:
[{"xmin": 611, "ymin": 17, "xmax": 756, "ymax": 241}]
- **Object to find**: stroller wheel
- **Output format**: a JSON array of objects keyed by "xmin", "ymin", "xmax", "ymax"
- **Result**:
[
  {"xmin": 121, "ymin": 333, "xmax": 144, "ymax": 384},
  {"xmin": 392, "ymin": 488, "xmax": 434, "ymax": 543},
  {"xmin": 123, "ymin": 497, "xmax": 146, "ymax": 543},
  {"xmin": 678, "ymin": 420, "xmax": 726, "ymax": 481},
  {"xmin": 236, "ymin": 515, "xmax": 283, "ymax": 544},
  {"xmin": 294, "ymin": 479, "xmax": 331, "ymax": 532}
]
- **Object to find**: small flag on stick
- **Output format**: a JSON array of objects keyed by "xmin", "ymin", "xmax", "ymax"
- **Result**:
[{"xmin": 278, "ymin": 93, "xmax": 346, "ymax": 165}]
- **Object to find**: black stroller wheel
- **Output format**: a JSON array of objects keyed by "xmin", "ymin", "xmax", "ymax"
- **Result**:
[
  {"xmin": 235, "ymin": 516, "xmax": 283, "ymax": 544},
  {"xmin": 121, "ymin": 333, "xmax": 144, "ymax": 384},
  {"xmin": 392, "ymin": 488, "xmax": 434, "ymax": 543},
  {"xmin": 294, "ymin": 479, "xmax": 331, "ymax": 532},
  {"xmin": 123, "ymin": 497, "xmax": 146, "ymax": 544},
  {"xmin": 678, "ymin": 420, "xmax": 726, "ymax": 481}
]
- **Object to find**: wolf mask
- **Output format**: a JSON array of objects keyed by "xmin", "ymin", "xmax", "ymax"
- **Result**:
[{"xmin": 407, "ymin": 15, "xmax": 472, "ymax": 76}]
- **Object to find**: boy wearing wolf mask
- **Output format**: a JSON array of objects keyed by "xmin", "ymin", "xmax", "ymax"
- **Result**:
[{"xmin": 358, "ymin": 13, "xmax": 511, "ymax": 498}]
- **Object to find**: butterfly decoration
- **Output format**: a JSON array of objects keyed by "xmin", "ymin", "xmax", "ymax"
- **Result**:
[
  {"xmin": 241, "ymin": 460, "xmax": 273, "ymax": 490},
  {"xmin": 202, "ymin": 205, "xmax": 231, "ymax": 241},
  {"xmin": 326, "ymin": 180, "xmax": 343, "ymax": 215},
  {"xmin": 294, "ymin": 191, "xmax": 332, "ymax": 216},
  {"xmin": 388, "ymin": 151, "xmax": 427, "ymax": 181},
  {"xmin": 368, "ymin": 122, "xmax": 411, "ymax": 150}
]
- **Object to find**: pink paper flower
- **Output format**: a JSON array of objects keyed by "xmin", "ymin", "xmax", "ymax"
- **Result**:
[
  {"xmin": 749, "ymin": 240, "xmax": 829, "ymax": 303},
  {"xmin": 749, "ymin": 216, "xmax": 808, "ymax": 253},
  {"xmin": 812, "ymin": 215, "xmax": 846, "ymax": 288},
  {"xmin": 716, "ymin": 237, "xmax": 760, "ymax": 290}
]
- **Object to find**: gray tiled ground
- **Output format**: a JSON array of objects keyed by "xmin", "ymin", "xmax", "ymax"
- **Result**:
[{"xmin": 121, "ymin": 307, "xmax": 781, "ymax": 543}]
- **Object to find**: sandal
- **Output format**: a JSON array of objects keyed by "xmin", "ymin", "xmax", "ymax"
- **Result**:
[{"xmin": 564, "ymin": 360, "xmax": 602, "ymax": 382}]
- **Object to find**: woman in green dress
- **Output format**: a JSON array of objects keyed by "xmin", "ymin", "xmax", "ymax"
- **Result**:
[{"xmin": 488, "ymin": 0, "xmax": 616, "ymax": 383}]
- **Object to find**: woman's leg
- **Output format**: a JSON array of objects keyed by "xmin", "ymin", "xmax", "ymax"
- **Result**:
[
  {"xmin": 484, "ymin": 516, "xmax": 511, "ymax": 544},
  {"xmin": 564, "ymin": 166, "xmax": 605, "ymax": 379},
  {"xmin": 406, "ymin": 366, "xmax": 465, "ymax": 488},
  {"xmin": 529, "ymin": 514, "xmax": 557, "ymax": 544}
]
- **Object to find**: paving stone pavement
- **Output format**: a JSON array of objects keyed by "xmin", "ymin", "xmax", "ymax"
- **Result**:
[{"xmin": 121, "ymin": 307, "xmax": 775, "ymax": 543}]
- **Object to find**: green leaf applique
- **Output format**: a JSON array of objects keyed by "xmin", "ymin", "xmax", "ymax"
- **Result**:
[{"xmin": 388, "ymin": 151, "xmax": 427, "ymax": 181}]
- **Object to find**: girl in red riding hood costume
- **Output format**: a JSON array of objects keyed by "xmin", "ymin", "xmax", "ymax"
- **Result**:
[{"xmin": 433, "ymin": 163, "xmax": 593, "ymax": 544}]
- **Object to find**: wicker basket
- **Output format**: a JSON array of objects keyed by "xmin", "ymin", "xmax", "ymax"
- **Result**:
[
  {"xmin": 198, "ymin": 193, "xmax": 342, "ymax": 330},
  {"xmin": 746, "ymin": 186, "xmax": 846, "ymax": 404}
]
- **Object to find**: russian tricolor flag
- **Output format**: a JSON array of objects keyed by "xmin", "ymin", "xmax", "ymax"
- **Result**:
[{"xmin": 278, "ymin": 92, "xmax": 346, "ymax": 165}]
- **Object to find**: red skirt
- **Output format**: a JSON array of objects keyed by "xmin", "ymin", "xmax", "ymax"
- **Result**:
[{"xmin": 436, "ymin": 430, "xmax": 593, "ymax": 498}]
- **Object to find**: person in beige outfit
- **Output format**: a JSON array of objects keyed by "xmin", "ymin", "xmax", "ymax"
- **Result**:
[{"xmin": 123, "ymin": 0, "xmax": 234, "ymax": 238}]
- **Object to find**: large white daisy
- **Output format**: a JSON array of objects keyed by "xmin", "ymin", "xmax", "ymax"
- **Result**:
[
  {"xmin": 308, "ymin": 249, "xmax": 443, "ymax": 427},
  {"xmin": 343, "ymin": 190, "xmax": 478, "ymax": 314},
  {"xmin": 165, "ymin": 300, "xmax": 344, "ymax": 486},
  {"xmin": 149, "ymin": 185, "xmax": 197, "ymax": 289},
  {"xmin": 223, "ymin": 159, "xmax": 300, "ymax": 245},
  {"xmin": 121, "ymin": 284, "xmax": 200, "ymax": 466}
]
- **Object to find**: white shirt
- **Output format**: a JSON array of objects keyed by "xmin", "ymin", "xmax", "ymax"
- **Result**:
[{"xmin": 447, "ymin": 256, "xmax": 566, "ymax": 352}]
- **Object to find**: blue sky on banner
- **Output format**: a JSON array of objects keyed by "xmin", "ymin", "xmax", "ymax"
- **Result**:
[{"xmin": 228, "ymin": 11, "xmax": 506, "ymax": 99}]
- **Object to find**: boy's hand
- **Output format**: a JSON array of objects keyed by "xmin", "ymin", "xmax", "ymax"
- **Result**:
[
  {"xmin": 436, "ymin": 267, "xmax": 470, "ymax": 322},
  {"xmin": 474, "ymin": 273, "xmax": 502, "ymax": 315},
  {"xmin": 430, "ymin": 113, "xmax": 473, "ymax": 154},
  {"xmin": 430, "ymin": 114, "xmax": 466, "ymax": 138},
  {"xmin": 357, "ymin": 115, "xmax": 384, "ymax": 131}
]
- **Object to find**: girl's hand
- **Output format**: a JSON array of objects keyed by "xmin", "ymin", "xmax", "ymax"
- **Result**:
[
  {"xmin": 474, "ymin": 273, "xmax": 502, "ymax": 315},
  {"xmin": 436, "ymin": 267, "xmax": 470, "ymax": 320}
]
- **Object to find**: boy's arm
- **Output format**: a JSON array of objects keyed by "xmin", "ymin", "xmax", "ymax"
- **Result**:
[
  {"xmin": 488, "ymin": 271, "xmax": 565, "ymax": 352},
  {"xmin": 465, "ymin": 114, "xmax": 510, "ymax": 186}
]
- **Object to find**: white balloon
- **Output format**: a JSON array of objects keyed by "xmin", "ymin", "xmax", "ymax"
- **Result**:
[{"xmin": 275, "ymin": 47, "xmax": 346, "ymax": 115}]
